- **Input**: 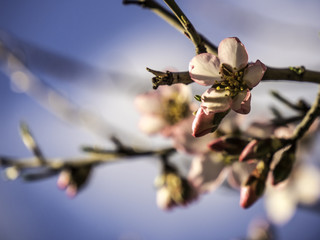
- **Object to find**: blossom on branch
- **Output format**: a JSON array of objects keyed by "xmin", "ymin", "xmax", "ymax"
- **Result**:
[
  {"xmin": 189, "ymin": 37, "xmax": 266, "ymax": 137},
  {"xmin": 135, "ymin": 84, "xmax": 193, "ymax": 136},
  {"xmin": 188, "ymin": 151, "xmax": 256, "ymax": 194},
  {"xmin": 135, "ymin": 84, "xmax": 215, "ymax": 154}
]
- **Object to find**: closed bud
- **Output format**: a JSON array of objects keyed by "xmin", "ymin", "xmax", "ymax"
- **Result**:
[
  {"xmin": 240, "ymin": 161, "xmax": 268, "ymax": 208},
  {"xmin": 57, "ymin": 166, "xmax": 92, "ymax": 197},
  {"xmin": 239, "ymin": 138, "xmax": 287, "ymax": 162},
  {"xmin": 155, "ymin": 171, "xmax": 197, "ymax": 210},
  {"xmin": 208, "ymin": 136, "xmax": 249, "ymax": 154},
  {"xmin": 272, "ymin": 144, "xmax": 296, "ymax": 185}
]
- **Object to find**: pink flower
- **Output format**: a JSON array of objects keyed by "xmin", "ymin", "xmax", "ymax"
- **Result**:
[
  {"xmin": 135, "ymin": 84, "xmax": 193, "ymax": 136},
  {"xmin": 189, "ymin": 37, "xmax": 266, "ymax": 136}
]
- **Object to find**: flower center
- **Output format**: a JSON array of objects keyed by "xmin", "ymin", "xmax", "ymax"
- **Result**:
[
  {"xmin": 163, "ymin": 93, "xmax": 190, "ymax": 125},
  {"xmin": 214, "ymin": 64, "xmax": 248, "ymax": 97}
]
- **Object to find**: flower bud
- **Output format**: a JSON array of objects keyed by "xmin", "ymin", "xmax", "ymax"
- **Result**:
[
  {"xmin": 208, "ymin": 136, "xmax": 249, "ymax": 154},
  {"xmin": 240, "ymin": 161, "xmax": 268, "ymax": 208},
  {"xmin": 155, "ymin": 171, "xmax": 197, "ymax": 210},
  {"xmin": 57, "ymin": 166, "xmax": 92, "ymax": 197},
  {"xmin": 239, "ymin": 138, "xmax": 287, "ymax": 162},
  {"xmin": 272, "ymin": 144, "xmax": 296, "ymax": 185}
]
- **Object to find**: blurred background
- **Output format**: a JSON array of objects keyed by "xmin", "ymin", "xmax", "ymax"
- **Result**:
[{"xmin": 0, "ymin": 0, "xmax": 320, "ymax": 239}]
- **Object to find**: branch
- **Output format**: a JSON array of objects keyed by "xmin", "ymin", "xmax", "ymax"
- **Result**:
[
  {"xmin": 146, "ymin": 67, "xmax": 192, "ymax": 89},
  {"xmin": 1, "ymin": 132, "xmax": 176, "ymax": 182},
  {"xmin": 123, "ymin": 0, "xmax": 217, "ymax": 54},
  {"xmin": 162, "ymin": 0, "xmax": 206, "ymax": 54},
  {"xmin": 291, "ymin": 85, "xmax": 320, "ymax": 142},
  {"xmin": 145, "ymin": 66, "xmax": 320, "ymax": 88},
  {"xmin": 262, "ymin": 66, "xmax": 320, "ymax": 84}
]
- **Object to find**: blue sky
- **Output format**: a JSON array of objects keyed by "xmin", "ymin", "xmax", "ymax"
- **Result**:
[{"xmin": 0, "ymin": 1, "xmax": 320, "ymax": 239}]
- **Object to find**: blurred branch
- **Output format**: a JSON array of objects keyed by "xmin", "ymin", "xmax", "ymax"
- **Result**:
[
  {"xmin": 270, "ymin": 91, "xmax": 310, "ymax": 113},
  {"xmin": 0, "ymin": 124, "xmax": 176, "ymax": 182},
  {"xmin": 291, "ymin": 86, "xmax": 320, "ymax": 142},
  {"xmin": 123, "ymin": 0, "xmax": 217, "ymax": 54},
  {"xmin": 0, "ymin": 38, "xmax": 135, "ymax": 140}
]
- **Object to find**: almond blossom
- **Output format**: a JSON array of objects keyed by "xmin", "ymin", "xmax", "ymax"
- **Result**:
[
  {"xmin": 135, "ymin": 84, "xmax": 193, "ymax": 136},
  {"xmin": 135, "ymin": 84, "xmax": 214, "ymax": 154},
  {"xmin": 189, "ymin": 37, "xmax": 267, "ymax": 137},
  {"xmin": 188, "ymin": 151, "xmax": 256, "ymax": 195}
]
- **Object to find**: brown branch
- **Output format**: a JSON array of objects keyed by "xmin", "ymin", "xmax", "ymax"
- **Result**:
[
  {"xmin": 123, "ymin": 0, "xmax": 217, "ymax": 54},
  {"xmin": 262, "ymin": 66, "xmax": 320, "ymax": 84}
]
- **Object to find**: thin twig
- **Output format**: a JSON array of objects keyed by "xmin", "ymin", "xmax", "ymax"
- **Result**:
[
  {"xmin": 163, "ymin": 0, "xmax": 206, "ymax": 54},
  {"xmin": 146, "ymin": 67, "xmax": 192, "ymax": 89},
  {"xmin": 291, "ymin": 86, "xmax": 320, "ymax": 142},
  {"xmin": 123, "ymin": 0, "xmax": 217, "ymax": 54}
]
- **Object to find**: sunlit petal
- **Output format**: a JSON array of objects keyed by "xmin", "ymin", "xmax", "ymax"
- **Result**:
[
  {"xmin": 189, "ymin": 53, "xmax": 221, "ymax": 86},
  {"xmin": 218, "ymin": 37, "xmax": 248, "ymax": 70},
  {"xmin": 243, "ymin": 60, "xmax": 267, "ymax": 88}
]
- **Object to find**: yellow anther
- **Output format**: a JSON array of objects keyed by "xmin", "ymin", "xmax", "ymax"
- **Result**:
[{"xmin": 216, "ymin": 86, "xmax": 221, "ymax": 90}]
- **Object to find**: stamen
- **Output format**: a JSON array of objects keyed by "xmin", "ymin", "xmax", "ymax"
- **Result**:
[{"xmin": 216, "ymin": 65, "xmax": 248, "ymax": 98}]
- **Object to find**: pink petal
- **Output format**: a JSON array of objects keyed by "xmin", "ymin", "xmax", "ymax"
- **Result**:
[
  {"xmin": 218, "ymin": 37, "xmax": 248, "ymax": 70},
  {"xmin": 201, "ymin": 88, "xmax": 232, "ymax": 114},
  {"xmin": 57, "ymin": 170, "xmax": 71, "ymax": 190},
  {"xmin": 188, "ymin": 153, "xmax": 229, "ymax": 194},
  {"xmin": 231, "ymin": 90, "xmax": 251, "ymax": 114},
  {"xmin": 192, "ymin": 108, "xmax": 216, "ymax": 137},
  {"xmin": 240, "ymin": 184, "xmax": 258, "ymax": 209},
  {"xmin": 135, "ymin": 92, "xmax": 162, "ymax": 114},
  {"xmin": 239, "ymin": 139, "xmax": 259, "ymax": 162},
  {"xmin": 189, "ymin": 53, "xmax": 221, "ymax": 86},
  {"xmin": 139, "ymin": 115, "xmax": 166, "ymax": 134},
  {"xmin": 170, "ymin": 116, "xmax": 213, "ymax": 154},
  {"xmin": 243, "ymin": 60, "xmax": 267, "ymax": 88},
  {"xmin": 159, "ymin": 84, "xmax": 192, "ymax": 102},
  {"xmin": 66, "ymin": 185, "xmax": 78, "ymax": 198},
  {"xmin": 228, "ymin": 162, "xmax": 256, "ymax": 189}
]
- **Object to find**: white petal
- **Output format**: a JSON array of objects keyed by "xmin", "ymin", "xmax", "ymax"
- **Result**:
[
  {"xmin": 188, "ymin": 153, "xmax": 228, "ymax": 194},
  {"xmin": 135, "ymin": 92, "xmax": 162, "ymax": 114},
  {"xmin": 189, "ymin": 53, "xmax": 221, "ymax": 86},
  {"xmin": 294, "ymin": 165, "xmax": 320, "ymax": 205},
  {"xmin": 201, "ymin": 88, "xmax": 232, "ymax": 114},
  {"xmin": 228, "ymin": 162, "xmax": 256, "ymax": 189},
  {"xmin": 218, "ymin": 37, "xmax": 248, "ymax": 70},
  {"xmin": 243, "ymin": 60, "xmax": 267, "ymax": 88},
  {"xmin": 138, "ymin": 115, "xmax": 166, "ymax": 134},
  {"xmin": 265, "ymin": 188, "xmax": 296, "ymax": 225},
  {"xmin": 156, "ymin": 187, "xmax": 172, "ymax": 210},
  {"xmin": 231, "ymin": 90, "xmax": 251, "ymax": 114}
]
